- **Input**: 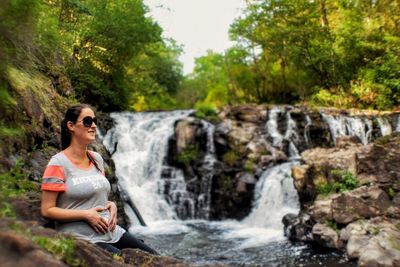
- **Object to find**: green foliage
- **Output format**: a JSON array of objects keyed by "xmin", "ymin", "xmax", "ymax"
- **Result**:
[
  {"xmin": 178, "ymin": 144, "xmax": 199, "ymax": 166},
  {"xmin": 221, "ymin": 0, "xmax": 400, "ymax": 109},
  {"xmin": 194, "ymin": 102, "xmax": 217, "ymax": 119},
  {"xmin": 0, "ymin": 159, "xmax": 39, "ymax": 218},
  {"xmin": 0, "ymin": 126, "xmax": 25, "ymax": 138},
  {"xmin": 0, "ymin": 160, "xmax": 37, "ymax": 199},
  {"xmin": 388, "ymin": 187, "xmax": 396, "ymax": 200},
  {"xmin": 0, "ymin": 202, "xmax": 16, "ymax": 219},
  {"xmin": 244, "ymin": 160, "xmax": 255, "ymax": 172},
  {"xmin": 32, "ymin": 235, "xmax": 84, "ymax": 266},
  {"xmin": 223, "ymin": 151, "xmax": 239, "ymax": 167},
  {"xmin": 375, "ymin": 135, "xmax": 392, "ymax": 145},
  {"xmin": 316, "ymin": 169, "xmax": 359, "ymax": 195}
]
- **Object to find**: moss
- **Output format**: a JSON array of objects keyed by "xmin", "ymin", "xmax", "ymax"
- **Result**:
[
  {"xmin": 0, "ymin": 159, "xmax": 39, "ymax": 218},
  {"xmin": 388, "ymin": 187, "xmax": 396, "ymax": 199},
  {"xmin": 325, "ymin": 220, "xmax": 340, "ymax": 234},
  {"xmin": 32, "ymin": 235, "xmax": 85, "ymax": 267},
  {"xmin": 244, "ymin": 160, "xmax": 255, "ymax": 172},
  {"xmin": 374, "ymin": 134, "xmax": 392, "ymax": 145},
  {"xmin": 222, "ymin": 151, "xmax": 239, "ymax": 167},
  {"xmin": 0, "ymin": 126, "xmax": 25, "ymax": 137},
  {"xmin": 178, "ymin": 144, "xmax": 199, "ymax": 166}
]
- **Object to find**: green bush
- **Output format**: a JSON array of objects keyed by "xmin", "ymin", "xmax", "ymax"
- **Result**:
[
  {"xmin": 316, "ymin": 169, "xmax": 359, "ymax": 195},
  {"xmin": 194, "ymin": 102, "xmax": 217, "ymax": 119}
]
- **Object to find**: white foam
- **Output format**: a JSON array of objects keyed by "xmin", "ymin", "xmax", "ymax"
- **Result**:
[{"xmin": 130, "ymin": 220, "xmax": 191, "ymax": 235}]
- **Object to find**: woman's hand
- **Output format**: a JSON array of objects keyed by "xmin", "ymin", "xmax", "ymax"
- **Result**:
[
  {"xmin": 106, "ymin": 201, "xmax": 117, "ymax": 231},
  {"xmin": 85, "ymin": 207, "xmax": 109, "ymax": 234}
]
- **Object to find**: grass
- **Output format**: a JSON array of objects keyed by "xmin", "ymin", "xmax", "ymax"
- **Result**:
[{"xmin": 32, "ymin": 235, "xmax": 85, "ymax": 267}]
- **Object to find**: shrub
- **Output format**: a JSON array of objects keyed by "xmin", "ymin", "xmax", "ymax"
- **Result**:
[
  {"xmin": 194, "ymin": 102, "xmax": 217, "ymax": 119},
  {"xmin": 316, "ymin": 169, "xmax": 359, "ymax": 195}
]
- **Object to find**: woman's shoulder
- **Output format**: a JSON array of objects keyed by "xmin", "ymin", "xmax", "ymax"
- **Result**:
[
  {"xmin": 48, "ymin": 151, "xmax": 66, "ymax": 165},
  {"xmin": 88, "ymin": 150, "xmax": 104, "ymax": 163}
]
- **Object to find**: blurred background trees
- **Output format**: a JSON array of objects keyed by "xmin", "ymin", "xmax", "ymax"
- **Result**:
[{"xmin": 1, "ymin": 0, "xmax": 399, "ymax": 112}]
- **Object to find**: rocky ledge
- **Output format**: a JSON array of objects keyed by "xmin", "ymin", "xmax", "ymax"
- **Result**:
[{"xmin": 285, "ymin": 134, "xmax": 400, "ymax": 267}]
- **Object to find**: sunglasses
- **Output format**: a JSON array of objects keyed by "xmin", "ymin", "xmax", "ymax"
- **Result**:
[{"xmin": 79, "ymin": 116, "xmax": 97, "ymax": 127}]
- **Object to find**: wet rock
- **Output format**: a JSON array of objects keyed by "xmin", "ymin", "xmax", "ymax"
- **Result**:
[
  {"xmin": 282, "ymin": 212, "xmax": 314, "ymax": 242},
  {"xmin": 236, "ymin": 172, "xmax": 257, "ymax": 193}
]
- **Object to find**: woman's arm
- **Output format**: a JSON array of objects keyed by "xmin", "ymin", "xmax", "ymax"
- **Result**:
[{"xmin": 41, "ymin": 191, "xmax": 109, "ymax": 233}]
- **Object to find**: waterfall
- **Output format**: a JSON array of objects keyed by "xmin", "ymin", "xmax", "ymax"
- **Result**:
[
  {"xmin": 304, "ymin": 114, "xmax": 312, "ymax": 146},
  {"xmin": 102, "ymin": 111, "xmax": 192, "ymax": 222},
  {"xmin": 396, "ymin": 115, "xmax": 400, "ymax": 132},
  {"xmin": 197, "ymin": 120, "xmax": 217, "ymax": 219},
  {"xmin": 321, "ymin": 113, "xmax": 373, "ymax": 145},
  {"xmin": 242, "ymin": 161, "xmax": 300, "ymax": 229},
  {"xmin": 266, "ymin": 107, "xmax": 300, "ymax": 158},
  {"xmin": 376, "ymin": 117, "xmax": 392, "ymax": 136}
]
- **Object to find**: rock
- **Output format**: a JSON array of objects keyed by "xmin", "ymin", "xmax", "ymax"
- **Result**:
[
  {"xmin": 175, "ymin": 117, "xmax": 203, "ymax": 154},
  {"xmin": 309, "ymin": 198, "xmax": 334, "ymax": 223},
  {"xmin": 336, "ymin": 135, "xmax": 362, "ymax": 148},
  {"xmin": 227, "ymin": 104, "xmax": 267, "ymax": 123},
  {"xmin": 342, "ymin": 217, "xmax": 400, "ymax": 267},
  {"xmin": 236, "ymin": 172, "xmax": 257, "ymax": 193},
  {"xmin": 312, "ymin": 223, "xmax": 343, "ymax": 249},
  {"xmin": 122, "ymin": 249, "xmax": 191, "ymax": 267},
  {"xmin": 331, "ymin": 186, "xmax": 391, "ymax": 224},
  {"xmin": 282, "ymin": 212, "xmax": 314, "ymax": 242},
  {"xmin": 0, "ymin": 231, "xmax": 67, "ymax": 267},
  {"xmin": 291, "ymin": 164, "xmax": 310, "ymax": 192}
]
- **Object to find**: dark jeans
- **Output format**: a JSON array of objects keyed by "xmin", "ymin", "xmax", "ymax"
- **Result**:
[{"xmin": 96, "ymin": 231, "xmax": 158, "ymax": 255}]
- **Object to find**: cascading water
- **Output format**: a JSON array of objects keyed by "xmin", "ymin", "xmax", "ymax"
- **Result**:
[
  {"xmin": 103, "ymin": 111, "xmax": 193, "ymax": 222},
  {"xmin": 243, "ymin": 161, "xmax": 300, "ymax": 229},
  {"xmin": 321, "ymin": 113, "xmax": 374, "ymax": 145},
  {"xmin": 376, "ymin": 117, "xmax": 392, "ymax": 136},
  {"xmin": 266, "ymin": 107, "xmax": 301, "ymax": 159}
]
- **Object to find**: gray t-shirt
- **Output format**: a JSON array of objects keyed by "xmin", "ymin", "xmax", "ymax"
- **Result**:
[{"xmin": 41, "ymin": 151, "xmax": 125, "ymax": 243}]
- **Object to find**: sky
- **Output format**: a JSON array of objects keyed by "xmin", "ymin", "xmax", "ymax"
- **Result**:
[{"xmin": 144, "ymin": 0, "xmax": 246, "ymax": 74}]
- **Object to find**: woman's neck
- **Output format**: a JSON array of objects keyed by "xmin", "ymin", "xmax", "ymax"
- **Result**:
[{"xmin": 65, "ymin": 143, "xmax": 88, "ymax": 161}]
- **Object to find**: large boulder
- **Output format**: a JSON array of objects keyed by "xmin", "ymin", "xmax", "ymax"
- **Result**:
[{"xmin": 331, "ymin": 186, "xmax": 391, "ymax": 224}]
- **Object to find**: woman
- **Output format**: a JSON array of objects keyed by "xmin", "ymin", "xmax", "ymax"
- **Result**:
[{"xmin": 41, "ymin": 104, "xmax": 158, "ymax": 255}]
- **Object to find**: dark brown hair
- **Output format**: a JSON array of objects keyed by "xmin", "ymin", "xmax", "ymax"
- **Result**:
[{"xmin": 61, "ymin": 104, "xmax": 101, "ymax": 172}]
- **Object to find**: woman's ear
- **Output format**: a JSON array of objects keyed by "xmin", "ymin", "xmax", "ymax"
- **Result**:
[{"xmin": 67, "ymin": 121, "xmax": 75, "ymax": 132}]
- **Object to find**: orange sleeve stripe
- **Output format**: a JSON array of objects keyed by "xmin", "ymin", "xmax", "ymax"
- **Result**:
[
  {"xmin": 41, "ymin": 183, "xmax": 66, "ymax": 192},
  {"xmin": 43, "ymin": 165, "xmax": 65, "ymax": 180}
]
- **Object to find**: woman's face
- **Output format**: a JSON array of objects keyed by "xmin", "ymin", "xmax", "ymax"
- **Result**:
[{"xmin": 68, "ymin": 108, "xmax": 97, "ymax": 145}]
